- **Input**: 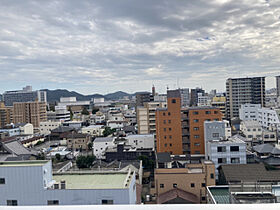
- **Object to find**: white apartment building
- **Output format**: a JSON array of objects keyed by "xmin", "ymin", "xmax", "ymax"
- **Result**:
[
  {"xmin": 80, "ymin": 125, "xmax": 105, "ymax": 137},
  {"xmin": 205, "ymin": 135, "xmax": 247, "ymax": 178},
  {"xmin": 40, "ymin": 121, "xmax": 62, "ymax": 135},
  {"xmin": 93, "ymin": 137, "xmax": 115, "ymax": 159},
  {"xmin": 90, "ymin": 111, "xmax": 105, "ymax": 124},
  {"xmin": 47, "ymin": 106, "xmax": 70, "ymax": 123},
  {"xmin": 240, "ymin": 120, "xmax": 262, "ymax": 141},
  {"xmin": 258, "ymin": 108, "xmax": 280, "ymax": 131},
  {"xmin": 0, "ymin": 160, "xmax": 137, "ymax": 206},
  {"xmin": 197, "ymin": 93, "xmax": 211, "ymax": 106},
  {"xmin": 17, "ymin": 123, "xmax": 34, "ymax": 135},
  {"xmin": 126, "ymin": 134, "xmax": 155, "ymax": 150},
  {"xmin": 239, "ymin": 104, "xmax": 261, "ymax": 121}
]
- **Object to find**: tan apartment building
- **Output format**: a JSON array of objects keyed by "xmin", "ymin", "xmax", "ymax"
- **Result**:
[
  {"xmin": 13, "ymin": 101, "xmax": 47, "ymax": 128},
  {"xmin": 151, "ymin": 160, "xmax": 216, "ymax": 204},
  {"xmin": 137, "ymin": 101, "xmax": 166, "ymax": 134},
  {"xmin": 156, "ymin": 90, "xmax": 183, "ymax": 155},
  {"xmin": 66, "ymin": 133, "xmax": 91, "ymax": 151},
  {"xmin": 0, "ymin": 102, "xmax": 12, "ymax": 128},
  {"xmin": 211, "ymin": 96, "xmax": 226, "ymax": 119}
]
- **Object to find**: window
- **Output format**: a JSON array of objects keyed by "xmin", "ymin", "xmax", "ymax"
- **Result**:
[
  {"xmin": 195, "ymin": 151, "xmax": 200, "ymax": 154},
  {"xmin": 164, "ymin": 136, "xmax": 167, "ymax": 139},
  {"xmin": 170, "ymin": 143, "xmax": 172, "ymax": 147},
  {"xmin": 168, "ymin": 120, "xmax": 171, "ymax": 123},
  {"xmin": 210, "ymin": 173, "xmax": 214, "ymax": 179},
  {"xmin": 205, "ymin": 111, "xmax": 211, "ymax": 114},
  {"xmin": 214, "ymin": 111, "xmax": 218, "ymax": 114},
  {"xmin": 194, "ymin": 127, "xmax": 199, "ymax": 131},
  {"xmin": 172, "ymin": 99, "xmax": 176, "ymax": 103},
  {"xmin": 102, "ymin": 200, "xmax": 113, "ymax": 205},
  {"xmin": 173, "ymin": 183, "xmax": 177, "ymax": 188},
  {"xmin": 218, "ymin": 158, "xmax": 227, "ymax": 164},
  {"xmin": 0, "ymin": 178, "xmax": 5, "ymax": 184},
  {"xmin": 169, "ymin": 128, "xmax": 172, "ymax": 131},
  {"xmin": 160, "ymin": 184, "xmax": 164, "ymax": 188},
  {"xmin": 194, "ymin": 143, "xmax": 200, "ymax": 146},
  {"xmin": 194, "ymin": 135, "xmax": 199, "ymax": 139},
  {"xmin": 231, "ymin": 158, "xmax": 240, "ymax": 163},
  {"xmin": 193, "ymin": 111, "xmax": 199, "ymax": 115},
  {"xmin": 201, "ymin": 183, "xmax": 206, "ymax": 187},
  {"xmin": 201, "ymin": 196, "xmax": 206, "ymax": 201},
  {"xmin": 163, "ymin": 112, "xmax": 166, "ymax": 116},
  {"xmin": 194, "ymin": 119, "xmax": 199, "ymax": 123},
  {"xmin": 212, "ymin": 133, "xmax": 219, "ymax": 138},
  {"xmin": 164, "ymin": 144, "xmax": 167, "ymax": 147},
  {"xmin": 168, "ymin": 112, "xmax": 171, "ymax": 116},
  {"xmin": 163, "ymin": 120, "xmax": 166, "ymax": 124},
  {"xmin": 217, "ymin": 146, "xmax": 226, "ymax": 152},
  {"xmin": 7, "ymin": 200, "xmax": 17, "ymax": 206},
  {"xmin": 47, "ymin": 200, "xmax": 59, "ymax": 205},
  {"xmin": 191, "ymin": 183, "xmax": 195, "ymax": 188},
  {"xmin": 169, "ymin": 135, "xmax": 172, "ymax": 139},
  {"xmin": 164, "ymin": 128, "xmax": 166, "ymax": 131},
  {"xmin": 230, "ymin": 146, "xmax": 239, "ymax": 152}
]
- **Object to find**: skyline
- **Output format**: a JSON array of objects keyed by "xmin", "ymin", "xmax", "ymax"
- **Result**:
[{"xmin": 1, "ymin": 0, "xmax": 280, "ymax": 94}]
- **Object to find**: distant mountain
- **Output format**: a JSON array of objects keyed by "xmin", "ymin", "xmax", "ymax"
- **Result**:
[{"xmin": 41, "ymin": 89, "xmax": 132, "ymax": 103}]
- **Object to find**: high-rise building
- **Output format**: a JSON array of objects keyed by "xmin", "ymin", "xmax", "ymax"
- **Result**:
[
  {"xmin": 226, "ymin": 77, "xmax": 265, "ymax": 120},
  {"xmin": 190, "ymin": 88, "xmax": 205, "ymax": 106},
  {"xmin": 135, "ymin": 92, "xmax": 153, "ymax": 107},
  {"xmin": 211, "ymin": 95, "xmax": 226, "ymax": 119},
  {"xmin": 13, "ymin": 101, "xmax": 47, "ymax": 128},
  {"xmin": 276, "ymin": 76, "xmax": 280, "ymax": 98},
  {"xmin": 0, "ymin": 102, "xmax": 12, "ymax": 128},
  {"xmin": 179, "ymin": 88, "xmax": 190, "ymax": 107},
  {"xmin": 3, "ymin": 86, "xmax": 47, "ymax": 106}
]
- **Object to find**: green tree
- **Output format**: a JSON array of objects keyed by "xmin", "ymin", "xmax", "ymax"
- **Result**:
[
  {"xmin": 92, "ymin": 107, "xmax": 99, "ymax": 114},
  {"xmin": 68, "ymin": 107, "xmax": 73, "ymax": 120},
  {"xmin": 138, "ymin": 155, "xmax": 154, "ymax": 169},
  {"xmin": 76, "ymin": 155, "xmax": 96, "ymax": 169},
  {"xmin": 81, "ymin": 107, "xmax": 89, "ymax": 115},
  {"xmin": 103, "ymin": 127, "xmax": 116, "ymax": 137},
  {"xmin": 55, "ymin": 153, "xmax": 61, "ymax": 161}
]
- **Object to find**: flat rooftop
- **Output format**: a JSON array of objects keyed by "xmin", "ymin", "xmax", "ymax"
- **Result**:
[
  {"xmin": 53, "ymin": 172, "xmax": 131, "ymax": 189},
  {"xmin": 0, "ymin": 160, "xmax": 49, "ymax": 167},
  {"xmin": 208, "ymin": 186, "xmax": 230, "ymax": 204}
]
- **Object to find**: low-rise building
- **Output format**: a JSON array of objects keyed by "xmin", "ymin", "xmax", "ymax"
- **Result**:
[
  {"xmin": 93, "ymin": 137, "xmax": 115, "ymax": 159},
  {"xmin": 240, "ymin": 120, "xmax": 262, "ymax": 141},
  {"xmin": 239, "ymin": 104, "xmax": 261, "ymax": 121},
  {"xmin": 0, "ymin": 126, "xmax": 20, "ymax": 137},
  {"xmin": 40, "ymin": 121, "xmax": 62, "ymax": 136},
  {"xmin": 258, "ymin": 108, "xmax": 280, "ymax": 131},
  {"xmin": 66, "ymin": 133, "xmax": 91, "ymax": 151},
  {"xmin": 80, "ymin": 125, "xmax": 105, "ymax": 137},
  {"xmin": 126, "ymin": 134, "xmax": 154, "ymax": 150},
  {"xmin": 0, "ymin": 160, "xmax": 137, "ymax": 206}
]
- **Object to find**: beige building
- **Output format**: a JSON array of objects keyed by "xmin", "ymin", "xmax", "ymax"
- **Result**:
[
  {"xmin": 151, "ymin": 160, "xmax": 215, "ymax": 204},
  {"xmin": 211, "ymin": 96, "xmax": 226, "ymax": 119},
  {"xmin": 66, "ymin": 133, "xmax": 91, "ymax": 151},
  {"xmin": 0, "ymin": 102, "xmax": 12, "ymax": 128},
  {"xmin": 13, "ymin": 101, "xmax": 47, "ymax": 128},
  {"xmin": 137, "ymin": 101, "xmax": 166, "ymax": 134}
]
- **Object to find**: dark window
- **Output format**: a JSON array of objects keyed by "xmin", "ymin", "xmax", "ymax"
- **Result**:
[
  {"xmin": 168, "ymin": 120, "xmax": 171, "ymax": 123},
  {"xmin": 7, "ymin": 200, "xmax": 17, "ymax": 206},
  {"xmin": 163, "ymin": 120, "xmax": 166, "ymax": 124},
  {"xmin": 169, "ymin": 128, "xmax": 172, "ymax": 131},
  {"xmin": 194, "ymin": 135, "xmax": 199, "ymax": 139},
  {"xmin": 164, "ymin": 144, "xmax": 167, "ymax": 147},
  {"xmin": 194, "ymin": 151, "xmax": 200, "ymax": 154},
  {"xmin": 201, "ymin": 196, "xmax": 206, "ymax": 201},
  {"xmin": 194, "ymin": 127, "xmax": 199, "ymax": 131},
  {"xmin": 164, "ymin": 136, "xmax": 167, "ymax": 139},
  {"xmin": 210, "ymin": 173, "xmax": 214, "ymax": 179},
  {"xmin": 172, "ymin": 99, "xmax": 176, "ymax": 103},
  {"xmin": 163, "ymin": 112, "xmax": 166, "ymax": 116},
  {"xmin": 173, "ymin": 183, "xmax": 177, "ymax": 188},
  {"xmin": 212, "ymin": 133, "xmax": 219, "ymax": 138},
  {"xmin": 102, "ymin": 200, "xmax": 113, "ymax": 205},
  {"xmin": 164, "ymin": 128, "xmax": 166, "ymax": 131},
  {"xmin": 217, "ymin": 146, "xmax": 226, "ymax": 152},
  {"xmin": 47, "ymin": 200, "xmax": 59, "ymax": 205},
  {"xmin": 170, "ymin": 143, "xmax": 172, "ymax": 147},
  {"xmin": 168, "ymin": 112, "xmax": 171, "ymax": 116},
  {"xmin": 218, "ymin": 158, "xmax": 226, "ymax": 164},
  {"xmin": 194, "ymin": 119, "xmax": 199, "ymax": 123},
  {"xmin": 231, "ymin": 158, "xmax": 240, "ymax": 163},
  {"xmin": 169, "ymin": 135, "xmax": 172, "ymax": 139},
  {"xmin": 0, "ymin": 178, "xmax": 5, "ymax": 184},
  {"xmin": 205, "ymin": 111, "xmax": 211, "ymax": 114},
  {"xmin": 160, "ymin": 184, "xmax": 164, "ymax": 188},
  {"xmin": 194, "ymin": 143, "xmax": 200, "ymax": 146},
  {"xmin": 201, "ymin": 183, "xmax": 206, "ymax": 187},
  {"xmin": 191, "ymin": 183, "xmax": 195, "ymax": 188},
  {"xmin": 230, "ymin": 146, "xmax": 239, "ymax": 152},
  {"xmin": 193, "ymin": 111, "xmax": 199, "ymax": 115}
]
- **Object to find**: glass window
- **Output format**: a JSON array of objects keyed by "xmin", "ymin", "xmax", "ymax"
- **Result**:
[
  {"xmin": 0, "ymin": 178, "xmax": 5, "ymax": 184},
  {"xmin": 191, "ymin": 183, "xmax": 195, "ymax": 188},
  {"xmin": 172, "ymin": 99, "xmax": 176, "ymax": 103},
  {"xmin": 218, "ymin": 158, "xmax": 227, "ymax": 163},
  {"xmin": 173, "ymin": 183, "xmax": 177, "ymax": 188},
  {"xmin": 160, "ymin": 184, "xmax": 164, "ymax": 188},
  {"xmin": 102, "ymin": 200, "xmax": 113, "ymax": 205},
  {"xmin": 7, "ymin": 200, "xmax": 18, "ymax": 206},
  {"xmin": 231, "ymin": 157, "xmax": 240, "ymax": 163},
  {"xmin": 47, "ymin": 200, "xmax": 59, "ymax": 205},
  {"xmin": 194, "ymin": 127, "xmax": 199, "ymax": 131},
  {"xmin": 205, "ymin": 111, "xmax": 211, "ymax": 114},
  {"xmin": 212, "ymin": 133, "xmax": 219, "ymax": 138},
  {"xmin": 193, "ymin": 111, "xmax": 199, "ymax": 115},
  {"xmin": 194, "ymin": 119, "xmax": 199, "ymax": 123},
  {"xmin": 230, "ymin": 146, "xmax": 239, "ymax": 152},
  {"xmin": 194, "ymin": 135, "xmax": 199, "ymax": 138},
  {"xmin": 201, "ymin": 183, "xmax": 206, "ymax": 187},
  {"xmin": 217, "ymin": 146, "xmax": 226, "ymax": 152},
  {"xmin": 210, "ymin": 173, "xmax": 214, "ymax": 179}
]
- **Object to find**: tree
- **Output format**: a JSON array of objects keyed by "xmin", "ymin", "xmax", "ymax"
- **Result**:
[
  {"xmin": 138, "ymin": 155, "xmax": 154, "ymax": 170},
  {"xmin": 55, "ymin": 153, "xmax": 61, "ymax": 161},
  {"xmin": 81, "ymin": 107, "xmax": 89, "ymax": 115},
  {"xmin": 76, "ymin": 155, "xmax": 96, "ymax": 169},
  {"xmin": 68, "ymin": 107, "xmax": 73, "ymax": 120},
  {"xmin": 92, "ymin": 107, "xmax": 99, "ymax": 114},
  {"xmin": 103, "ymin": 127, "xmax": 116, "ymax": 137}
]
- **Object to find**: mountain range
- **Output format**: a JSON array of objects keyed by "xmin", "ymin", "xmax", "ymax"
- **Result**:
[{"xmin": 41, "ymin": 89, "xmax": 133, "ymax": 103}]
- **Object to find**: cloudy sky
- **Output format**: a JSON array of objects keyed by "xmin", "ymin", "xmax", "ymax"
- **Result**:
[{"xmin": 0, "ymin": 0, "xmax": 280, "ymax": 95}]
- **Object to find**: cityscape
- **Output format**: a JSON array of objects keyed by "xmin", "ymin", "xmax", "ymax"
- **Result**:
[{"xmin": 1, "ymin": 0, "xmax": 280, "ymax": 209}]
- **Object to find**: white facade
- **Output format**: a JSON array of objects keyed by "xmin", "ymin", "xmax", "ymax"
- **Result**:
[
  {"xmin": 60, "ymin": 97, "xmax": 77, "ymax": 103},
  {"xmin": 240, "ymin": 120, "xmax": 262, "ymax": 141},
  {"xmin": 107, "ymin": 121, "xmax": 128, "ymax": 129},
  {"xmin": 93, "ymin": 137, "xmax": 115, "ymax": 159},
  {"xmin": 206, "ymin": 135, "xmax": 247, "ymax": 178},
  {"xmin": 19, "ymin": 123, "xmax": 34, "ymax": 135},
  {"xmin": 93, "ymin": 98, "xmax": 105, "ymax": 103},
  {"xmin": 197, "ymin": 93, "xmax": 211, "ymax": 106},
  {"xmin": 90, "ymin": 112, "xmax": 106, "ymax": 124},
  {"xmin": 126, "ymin": 134, "xmax": 155, "ymax": 150},
  {"xmin": 40, "ymin": 121, "xmax": 62, "ymax": 135},
  {"xmin": 81, "ymin": 125, "xmax": 105, "ymax": 137},
  {"xmin": 0, "ymin": 160, "xmax": 136, "ymax": 206},
  {"xmin": 258, "ymin": 108, "xmax": 280, "ymax": 130},
  {"xmin": 239, "ymin": 104, "xmax": 261, "ymax": 121}
]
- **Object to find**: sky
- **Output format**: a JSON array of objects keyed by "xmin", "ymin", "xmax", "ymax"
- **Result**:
[{"xmin": 0, "ymin": 0, "xmax": 280, "ymax": 95}]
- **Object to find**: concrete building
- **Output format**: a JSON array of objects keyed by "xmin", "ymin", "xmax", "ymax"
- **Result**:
[
  {"xmin": 137, "ymin": 101, "xmax": 167, "ymax": 134},
  {"xmin": 0, "ymin": 126, "xmax": 20, "ymax": 137},
  {"xmin": 47, "ymin": 106, "xmax": 70, "ymax": 122},
  {"xmin": 205, "ymin": 135, "xmax": 247, "ymax": 177},
  {"xmin": 211, "ymin": 96, "xmax": 226, "ymax": 119},
  {"xmin": 197, "ymin": 93, "xmax": 211, "ymax": 106},
  {"xmin": 93, "ymin": 137, "xmax": 115, "ymax": 159},
  {"xmin": 258, "ymin": 108, "xmax": 280, "ymax": 131},
  {"xmin": 17, "ymin": 123, "xmax": 34, "ymax": 135},
  {"xmin": 240, "ymin": 120, "xmax": 262, "ymax": 141},
  {"xmin": 239, "ymin": 104, "xmax": 261, "ymax": 121},
  {"xmin": 66, "ymin": 133, "xmax": 91, "ymax": 151},
  {"xmin": 190, "ymin": 88, "xmax": 205, "ymax": 107},
  {"xmin": 90, "ymin": 111, "xmax": 105, "ymax": 124},
  {"xmin": 40, "ymin": 121, "xmax": 62, "ymax": 136},
  {"xmin": 0, "ymin": 160, "xmax": 137, "ymax": 206},
  {"xmin": 80, "ymin": 125, "xmax": 105, "ymax": 137},
  {"xmin": 57, "ymin": 97, "xmax": 90, "ymax": 113},
  {"xmin": 135, "ymin": 92, "xmax": 153, "ymax": 107},
  {"xmin": 276, "ymin": 76, "xmax": 280, "ymax": 98},
  {"xmin": 0, "ymin": 102, "xmax": 12, "ymax": 128},
  {"xmin": 13, "ymin": 101, "xmax": 47, "ymax": 128},
  {"xmin": 150, "ymin": 161, "xmax": 215, "ymax": 204},
  {"xmin": 226, "ymin": 77, "xmax": 265, "ymax": 120},
  {"xmin": 3, "ymin": 86, "xmax": 47, "ymax": 106},
  {"xmin": 126, "ymin": 134, "xmax": 154, "ymax": 150},
  {"xmin": 179, "ymin": 88, "xmax": 190, "ymax": 107}
]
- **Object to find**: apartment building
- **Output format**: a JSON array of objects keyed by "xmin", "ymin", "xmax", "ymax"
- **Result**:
[
  {"xmin": 47, "ymin": 106, "xmax": 70, "ymax": 122},
  {"xmin": 179, "ymin": 88, "xmax": 190, "ymax": 107},
  {"xmin": 40, "ymin": 121, "xmax": 62, "ymax": 136},
  {"xmin": 0, "ymin": 160, "xmax": 137, "ymax": 206},
  {"xmin": 239, "ymin": 104, "xmax": 261, "ymax": 121},
  {"xmin": 258, "ymin": 107, "xmax": 280, "ymax": 131},
  {"xmin": 226, "ymin": 77, "xmax": 265, "ymax": 120},
  {"xmin": 3, "ymin": 86, "xmax": 47, "ymax": 106},
  {"xmin": 190, "ymin": 88, "xmax": 205, "ymax": 106},
  {"xmin": 0, "ymin": 102, "xmax": 12, "ymax": 128},
  {"xmin": 211, "ymin": 96, "xmax": 226, "ymax": 119},
  {"xmin": 13, "ymin": 101, "xmax": 47, "ymax": 128},
  {"xmin": 156, "ymin": 90, "xmax": 183, "ymax": 155},
  {"xmin": 240, "ymin": 120, "xmax": 262, "ymax": 141},
  {"xmin": 66, "ymin": 133, "xmax": 91, "ymax": 151},
  {"xmin": 137, "ymin": 101, "xmax": 166, "ymax": 134},
  {"xmin": 136, "ymin": 92, "xmax": 153, "ymax": 107},
  {"xmin": 150, "ymin": 160, "xmax": 215, "ymax": 204}
]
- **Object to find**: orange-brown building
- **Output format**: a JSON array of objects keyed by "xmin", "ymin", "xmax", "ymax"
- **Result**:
[
  {"xmin": 150, "ymin": 160, "xmax": 216, "ymax": 204},
  {"xmin": 184, "ymin": 107, "xmax": 222, "ymax": 156},
  {"xmin": 0, "ymin": 102, "xmax": 12, "ymax": 128},
  {"xmin": 156, "ymin": 90, "xmax": 183, "ymax": 155}
]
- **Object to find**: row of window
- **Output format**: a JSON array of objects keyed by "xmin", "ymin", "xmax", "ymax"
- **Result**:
[
  {"xmin": 163, "ymin": 128, "xmax": 172, "ymax": 131},
  {"xmin": 160, "ymin": 182, "xmax": 206, "ymax": 189},
  {"xmin": 193, "ymin": 111, "xmax": 219, "ymax": 115},
  {"xmin": 164, "ymin": 135, "xmax": 172, "ymax": 139},
  {"xmin": 163, "ymin": 120, "xmax": 172, "ymax": 124},
  {"xmin": 217, "ymin": 157, "xmax": 240, "ymax": 164},
  {"xmin": 217, "ymin": 146, "xmax": 239, "ymax": 152}
]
